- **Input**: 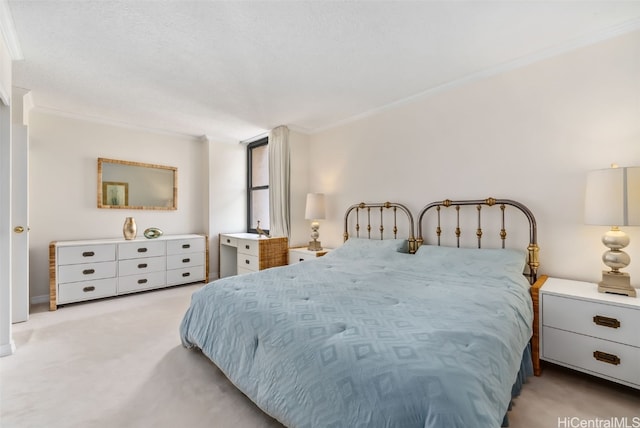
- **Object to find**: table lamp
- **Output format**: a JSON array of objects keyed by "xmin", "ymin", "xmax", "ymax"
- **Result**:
[
  {"xmin": 305, "ymin": 193, "xmax": 325, "ymax": 251},
  {"xmin": 584, "ymin": 166, "xmax": 640, "ymax": 297}
]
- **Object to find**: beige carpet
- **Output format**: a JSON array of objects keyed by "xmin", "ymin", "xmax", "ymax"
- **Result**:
[{"xmin": 1, "ymin": 284, "xmax": 638, "ymax": 428}]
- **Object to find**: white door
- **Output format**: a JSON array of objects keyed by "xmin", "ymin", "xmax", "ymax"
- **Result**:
[
  {"xmin": 11, "ymin": 122, "xmax": 28, "ymax": 323},
  {"xmin": 0, "ymin": 101, "xmax": 16, "ymax": 356}
]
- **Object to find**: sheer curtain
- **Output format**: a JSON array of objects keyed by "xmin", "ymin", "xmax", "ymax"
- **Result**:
[{"xmin": 268, "ymin": 125, "xmax": 290, "ymax": 238}]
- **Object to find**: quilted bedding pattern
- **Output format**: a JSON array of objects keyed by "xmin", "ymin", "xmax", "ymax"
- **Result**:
[{"xmin": 180, "ymin": 242, "xmax": 533, "ymax": 428}]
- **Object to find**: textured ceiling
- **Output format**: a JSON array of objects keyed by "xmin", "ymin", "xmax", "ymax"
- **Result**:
[{"xmin": 6, "ymin": 1, "xmax": 640, "ymax": 142}]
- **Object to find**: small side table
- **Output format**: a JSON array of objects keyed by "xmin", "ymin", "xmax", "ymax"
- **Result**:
[{"xmin": 288, "ymin": 247, "xmax": 332, "ymax": 265}]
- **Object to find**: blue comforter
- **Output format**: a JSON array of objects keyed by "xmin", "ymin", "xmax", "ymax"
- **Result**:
[{"xmin": 180, "ymin": 240, "xmax": 533, "ymax": 428}]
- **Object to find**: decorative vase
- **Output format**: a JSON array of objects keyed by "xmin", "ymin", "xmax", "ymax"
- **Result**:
[{"xmin": 123, "ymin": 217, "xmax": 137, "ymax": 240}]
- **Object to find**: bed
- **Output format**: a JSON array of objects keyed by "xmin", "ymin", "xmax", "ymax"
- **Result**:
[{"xmin": 180, "ymin": 198, "xmax": 542, "ymax": 428}]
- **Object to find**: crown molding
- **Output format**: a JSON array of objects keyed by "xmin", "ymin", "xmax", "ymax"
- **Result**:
[
  {"xmin": 312, "ymin": 18, "xmax": 640, "ymax": 135},
  {"xmin": 32, "ymin": 105, "xmax": 211, "ymax": 141},
  {"xmin": 0, "ymin": 1, "xmax": 23, "ymax": 60}
]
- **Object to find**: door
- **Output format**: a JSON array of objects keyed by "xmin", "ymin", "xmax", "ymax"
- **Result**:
[
  {"xmin": 11, "ymin": 121, "xmax": 28, "ymax": 323},
  {"xmin": 0, "ymin": 100, "xmax": 16, "ymax": 356}
]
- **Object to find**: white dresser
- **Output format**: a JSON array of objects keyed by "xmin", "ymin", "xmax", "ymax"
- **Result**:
[
  {"xmin": 50, "ymin": 234, "xmax": 208, "ymax": 310},
  {"xmin": 219, "ymin": 233, "xmax": 288, "ymax": 277},
  {"xmin": 540, "ymin": 277, "xmax": 640, "ymax": 389}
]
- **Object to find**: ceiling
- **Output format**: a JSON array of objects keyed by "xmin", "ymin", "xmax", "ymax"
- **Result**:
[{"xmin": 5, "ymin": 1, "xmax": 640, "ymax": 143}]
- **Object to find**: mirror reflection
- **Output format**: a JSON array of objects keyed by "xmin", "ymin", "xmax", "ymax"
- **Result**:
[{"xmin": 97, "ymin": 158, "xmax": 177, "ymax": 210}]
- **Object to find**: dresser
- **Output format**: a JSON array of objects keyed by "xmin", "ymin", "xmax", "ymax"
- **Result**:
[
  {"xmin": 288, "ymin": 247, "xmax": 332, "ymax": 264},
  {"xmin": 540, "ymin": 277, "xmax": 640, "ymax": 389},
  {"xmin": 50, "ymin": 234, "xmax": 208, "ymax": 310},
  {"xmin": 219, "ymin": 233, "xmax": 288, "ymax": 277}
]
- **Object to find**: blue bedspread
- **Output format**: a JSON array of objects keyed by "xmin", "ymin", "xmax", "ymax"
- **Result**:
[{"xmin": 180, "ymin": 240, "xmax": 533, "ymax": 428}]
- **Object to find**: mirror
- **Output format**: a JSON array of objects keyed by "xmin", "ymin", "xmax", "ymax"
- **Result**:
[{"xmin": 97, "ymin": 158, "xmax": 177, "ymax": 210}]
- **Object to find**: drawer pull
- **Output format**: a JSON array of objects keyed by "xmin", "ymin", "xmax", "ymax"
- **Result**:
[
  {"xmin": 182, "ymin": 272, "xmax": 190, "ymax": 277},
  {"xmin": 83, "ymin": 286, "xmax": 95, "ymax": 292},
  {"xmin": 138, "ymin": 279, "xmax": 148, "ymax": 284},
  {"xmin": 182, "ymin": 244, "xmax": 191, "ymax": 249},
  {"xmin": 137, "ymin": 248, "xmax": 148, "ymax": 253},
  {"xmin": 299, "ymin": 258, "xmax": 304, "ymax": 262},
  {"xmin": 226, "ymin": 239, "xmax": 231, "ymax": 243},
  {"xmin": 82, "ymin": 269, "xmax": 95, "ymax": 275},
  {"xmin": 593, "ymin": 351, "xmax": 620, "ymax": 366},
  {"xmin": 182, "ymin": 258, "xmax": 190, "ymax": 263},
  {"xmin": 593, "ymin": 315, "xmax": 620, "ymax": 329},
  {"xmin": 82, "ymin": 251, "xmax": 95, "ymax": 257},
  {"xmin": 138, "ymin": 263, "xmax": 148, "ymax": 269},
  {"xmin": 245, "ymin": 259, "xmax": 250, "ymax": 264},
  {"xmin": 245, "ymin": 245, "xmax": 250, "ymax": 250}
]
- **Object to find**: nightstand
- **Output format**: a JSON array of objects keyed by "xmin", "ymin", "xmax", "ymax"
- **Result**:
[
  {"xmin": 288, "ymin": 247, "xmax": 332, "ymax": 265},
  {"xmin": 540, "ymin": 277, "xmax": 640, "ymax": 389}
]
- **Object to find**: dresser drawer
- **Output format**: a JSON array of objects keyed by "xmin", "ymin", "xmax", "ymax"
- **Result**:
[
  {"xmin": 237, "ymin": 266, "xmax": 254, "ymax": 275},
  {"xmin": 167, "ymin": 237, "xmax": 205, "ymax": 255},
  {"xmin": 118, "ymin": 271, "xmax": 166, "ymax": 294},
  {"xmin": 58, "ymin": 244, "xmax": 116, "ymax": 265},
  {"xmin": 58, "ymin": 278, "xmax": 117, "ymax": 304},
  {"xmin": 220, "ymin": 235, "xmax": 238, "ymax": 247},
  {"xmin": 167, "ymin": 265, "xmax": 205, "ymax": 285},
  {"xmin": 543, "ymin": 326, "xmax": 640, "ymax": 386},
  {"xmin": 237, "ymin": 254, "xmax": 258, "ymax": 271},
  {"xmin": 167, "ymin": 252, "xmax": 205, "ymax": 270},
  {"xmin": 237, "ymin": 239, "xmax": 259, "ymax": 257},
  {"xmin": 542, "ymin": 294, "xmax": 640, "ymax": 346},
  {"xmin": 58, "ymin": 261, "xmax": 117, "ymax": 284},
  {"xmin": 118, "ymin": 241, "xmax": 165, "ymax": 260},
  {"xmin": 118, "ymin": 256, "xmax": 166, "ymax": 276}
]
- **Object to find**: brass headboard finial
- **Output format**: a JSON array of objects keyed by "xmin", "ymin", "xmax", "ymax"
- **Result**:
[{"xmin": 485, "ymin": 197, "xmax": 497, "ymax": 206}]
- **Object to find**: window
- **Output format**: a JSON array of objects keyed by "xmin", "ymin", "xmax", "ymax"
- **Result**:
[{"xmin": 247, "ymin": 137, "xmax": 269, "ymax": 233}]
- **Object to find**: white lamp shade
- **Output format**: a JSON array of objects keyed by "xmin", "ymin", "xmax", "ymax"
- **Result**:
[
  {"xmin": 585, "ymin": 167, "xmax": 640, "ymax": 226},
  {"xmin": 305, "ymin": 193, "xmax": 326, "ymax": 220}
]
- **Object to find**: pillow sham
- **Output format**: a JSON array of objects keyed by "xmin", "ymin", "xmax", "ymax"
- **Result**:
[
  {"xmin": 414, "ymin": 244, "xmax": 527, "ymax": 274},
  {"xmin": 328, "ymin": 238, "xmax": 409, "ymax": 259}
]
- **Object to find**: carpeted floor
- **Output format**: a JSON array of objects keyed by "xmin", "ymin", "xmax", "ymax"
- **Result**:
[{"xmin": 1, "ymin": 284, "xmax": 638, "ymax": 428}]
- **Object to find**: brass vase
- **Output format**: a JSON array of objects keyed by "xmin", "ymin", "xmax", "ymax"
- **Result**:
[{"xmin": 123, "ymin": 217, "xmax": 137, "ymax": 240}]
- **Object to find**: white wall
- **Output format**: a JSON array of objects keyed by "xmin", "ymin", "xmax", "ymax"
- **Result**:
[
  {"xmin": 28, "ymin": 110, "xmax": 211, "ymax": 301},
  {"xmin": 308, "ymin": 30, "xmax": 640, "ymax": 286}
]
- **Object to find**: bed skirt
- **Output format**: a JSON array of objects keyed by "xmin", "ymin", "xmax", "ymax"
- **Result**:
[{"xmin": 502, "ymin": 343, "xmax": 533, "ymax": 427}]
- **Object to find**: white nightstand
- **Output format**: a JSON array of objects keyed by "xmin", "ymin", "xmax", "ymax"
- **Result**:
[
  {"xmin": 540, "ymin": 277, "xmax": 640, "ymax": 389},
  {"xmin": 288, "ymin": 247, "xmax": 332, "ymax": 265}
]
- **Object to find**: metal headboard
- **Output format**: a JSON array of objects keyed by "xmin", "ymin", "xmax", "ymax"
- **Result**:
[
  {"xmin": 417, "ymin": 197, "xmax": 539, "ymax": 283},
  {"xmin": 344, "ymin": 202, "xmax": 417, "ymax": 253}
]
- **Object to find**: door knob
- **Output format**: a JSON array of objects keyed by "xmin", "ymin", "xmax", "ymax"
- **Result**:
[{"xmin": 14, "ymin": 226, "xmax": 25, "ymax": 233}]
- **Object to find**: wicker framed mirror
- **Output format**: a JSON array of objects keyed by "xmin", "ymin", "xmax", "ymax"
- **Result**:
[{"xmin": 97, "ymin": 158, "xmax": 177, "ymax": 210}]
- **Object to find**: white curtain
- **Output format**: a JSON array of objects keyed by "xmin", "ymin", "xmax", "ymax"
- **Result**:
[{"xmin": 268, "ymin": 125, "xmax": 290, "ymax": 238}]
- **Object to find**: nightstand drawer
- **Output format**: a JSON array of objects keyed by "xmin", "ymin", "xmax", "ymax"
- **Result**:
[
  {"xmin": 543, "ymin": 326, "xmax": 640, "ymax": 386},
  {"xmin": 542, "ymin": 294, "xmax": 640, "ymax": 346}
]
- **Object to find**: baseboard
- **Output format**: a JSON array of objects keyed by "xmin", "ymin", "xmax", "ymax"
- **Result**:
[
  {"xmin": 30, "ymin": 295, "xmax": 49, "ymax": 305},
  {"xmin": 0, "ymin": 340, "xmax": 16, "ymax": 357}
]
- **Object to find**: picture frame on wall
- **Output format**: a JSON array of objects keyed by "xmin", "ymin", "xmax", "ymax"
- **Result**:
[{"xmin": 102, "ymin": 181, "xmax": 129, "ymax": 206}]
